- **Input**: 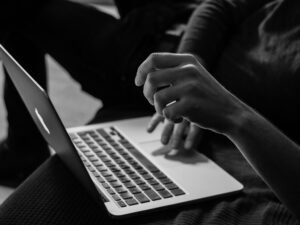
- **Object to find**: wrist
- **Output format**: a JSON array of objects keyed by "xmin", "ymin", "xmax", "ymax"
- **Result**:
[{"xmin": 222, "ymin": 99, "xmax": 255, "ymax": 139}]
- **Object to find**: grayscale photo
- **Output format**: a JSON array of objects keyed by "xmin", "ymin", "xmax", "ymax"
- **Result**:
[{"xmin": 0, "ymin": 0, "xmax": 299, "ymax": 224}]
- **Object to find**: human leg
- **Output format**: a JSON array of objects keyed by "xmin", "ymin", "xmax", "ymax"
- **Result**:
[{"xmin": 23, "ymin": 0, "xmax": 176, "ymax": 109}]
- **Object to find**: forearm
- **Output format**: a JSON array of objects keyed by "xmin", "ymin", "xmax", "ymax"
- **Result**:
[
  {"xmin": 178, "ymin": 0, "xmax": 273, "ymax": 69},
  {"xmin": 226, "ymin": 104, "xmax": 300, "ymax": 219}
]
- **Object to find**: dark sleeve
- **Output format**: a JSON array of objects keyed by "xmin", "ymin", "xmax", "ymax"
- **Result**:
[
  {"xmin": 177, "ymin": 0, "xmax": 274, "ymax": 69},
  {"xmin": 0, "ymin": 1, "xmax": 48, "ymax": 41},
  {"xmin": 114, "ymin": 0, "xmax": 166, "ymax": 18}
]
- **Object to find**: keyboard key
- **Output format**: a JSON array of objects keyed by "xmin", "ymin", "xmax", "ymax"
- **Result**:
[
  {"xmin": 101, "ymin": 171, "xmax": 112, "ymax": 177},
  {"xmin": 142, "ymin": 174, "xmax": 153, "ymax": 180},
  {"xmin": 125, "ymin": 198, "xmax": 138, "ymax": 206},
  {"xmin": 138, "ymin": 169, "xmax": 149, "ymax": 175},
  {"xmin": 165, "ymin": 183, "xmax": 179, "ymax": 190},
  {"xmin": 119, "ymin": 177, "xmax": 130, "ymax": 183},
  {"xmin": 153, "ymin": 172, "xmax": 167, "ymax": 179},
  {"xmin": 112, "ymin": 194, "xmax": 121, "ymax": 201},
  {"xmin": 102, "ymin": 146, "xmax": 112, "ymax": 151},
  {"xmin": 110, "ymin": 168, "xmax": 121, "ymax": 173},
  {"xmin": 124, "ymin": 169, "xmax": 135, "ymax": 175},
  {"xmin": 139, "ymin": 184, "xmax": 151, "ymax": 191},
  {"xmin": 116, "ymin": 174, "xmax": 127, "ymax": 180},
  {"xmin": 148, "ymin": 179, "xmax": 159, "ymax": 186},
  {"xmin": 97, "ymin": 177, "xmax": 105, "ymax": 183},
  {"xmin": 114, "ymin": 146, "xmax": 123, "ymax": 151},
  {"xmin": 102, "ymin": 182, "xmax": 110, "ymax": 189},
  {"xmin": 115, "ymin": 159, "xmax": 125, "ymax": 165},
  {"xmin": 120, "ymin": 165, "xmax": 130, "ymax": 170},
  {"xmin": 124, "ymin": 182, "xmax": 135, "ymax": 188},
  {"xmin": 157, "ymin": 189, "xmax": 172, "ymax": 198},
  {"xmin": 107, "ymin": 188, "xmax": 115, "ymax": 195},
  {"xmin": 170, "ymin": 188, "xmax": 185, "ymax": 196},
  {"xmin": 110, "ymin": 180, "xmax": 122, "ymax": 187},
  {"xmin": 153, "ymin": 184, "xmax": 165, "ymax": 191},
  {"xmin": 123, "ymin": 155, "xmax": 133, "ymax": 161},
  {"xmin": 144, "ymin": 189, "xmax": 161, "ymax": 201},
  {"xmin": 105, "ymin": 162, "xmax": 115, "ymax": 167},
  {"xmin": 96, "ymin": 166, "xmax": 107, "ymax": 172},
  {"xmin": 134, "ymin": 193, "xmax": 150, "ymax": 203},
  {"xmin": 116, "ymin": 200, "xmax": 126, "ymax": 208},
  {"xmin": 102, "ymin": 158, "xmax": 112, "ymax": 163},
  {"xmin": 120, "ymin": 192, "xmax": 132, "ymax": 200},
  {"xmin": 159, "ymin": 177, "xmax": 172, "ymax": 184},
  {"xmin": 84, "ymin": 152, "xmax": 94, "ymax": 157},
  {"xmin": 106, "ymin": 149, "xmax": 115, "ymax": 155},
  {"xmin": 134, "ymin": 179, "xmax": 145, "ymax": 185},
  {"xmin": 89, "ymin": 157, "xmax": 99, "ymax": 162},
  {"xmin": 69, "ymin": 133, "xmax": 77, "ymax": 139},
  {"xmin": 92, "ymin": 161, "xmax": 102, "ymax": 166},
  {"xmin": 132, "ymin": 165, "xmax": 142, "ymax": 170},
  {"xmin": 106, "ymin": 176, "xmax": 117, "ymax": 183},
  {"xmin": 92, "ymin": 171, "xmax": 100, "ymax": 177},
  {"xmin": 115, "ymin": 187, "xmax": 127, "ymax": 193},
  {"xmin": 98, "ymin": 155, "xmax": 109, "ymax": 160},
  {"xmin": 128, "ymin": 187, "xmax": 141, "ymax": 194},
  {"xmin": 128, "ymin": 174, "xmax": 139, "ymax": 180}
]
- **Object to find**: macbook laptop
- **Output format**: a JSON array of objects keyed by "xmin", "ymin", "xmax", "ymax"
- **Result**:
[{"xmin": 0, "ymin": 45, "xmax": 243, "ymax": 217}]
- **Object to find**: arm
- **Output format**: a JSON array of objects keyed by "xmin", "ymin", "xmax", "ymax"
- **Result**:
[
  {"xmin": 178, "ymin": 0, "xmax": 273, "ymax": 69},
  {"xmin": 136, "ymin": 52, "xmax": 300, "ymax": 220},
  {"xmin": 227, "ymin": 107, "xmax": 300, "ymax": 220},
  {"xmin": 148, "ymin": 0, "xmax": 275, "ymax": 149}
]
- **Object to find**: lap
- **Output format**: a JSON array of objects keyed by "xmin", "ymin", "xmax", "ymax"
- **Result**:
[{"xmin": 1, "ymin": 136, "xmax": 298, "ymax": 225}]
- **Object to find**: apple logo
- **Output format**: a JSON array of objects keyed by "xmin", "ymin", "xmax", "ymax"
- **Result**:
[{"xmin": 35, "ymin": 108, "xmax": 51, "ymax": 135}]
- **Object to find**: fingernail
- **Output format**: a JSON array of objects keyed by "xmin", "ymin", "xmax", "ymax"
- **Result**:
[
  {"xmin": 147, "ymin": 126, "xmax": 153, "ymax": 133},
  {"xmin": 185, "ymin": 141, "xmax": 192, "ymax": 150},
  {"xmin": 161, "ymin": 136, "xmax": 167, "ymax": 145}
]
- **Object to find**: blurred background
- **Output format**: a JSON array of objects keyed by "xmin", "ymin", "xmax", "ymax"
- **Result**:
[{"xmin": 0, "ymin": 0, "xmax": 117, "ymax": 204}]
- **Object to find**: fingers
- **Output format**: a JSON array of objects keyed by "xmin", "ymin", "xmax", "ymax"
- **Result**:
[
  {"xmin": 147, "ymin": 113, "xmax": 164, "ymax": 133},
  {"xmin": 161, "ymin": 120, "xmax": 175, "ymax": 145},
  {"xmin": 184, "ymin": 123, "xmax": 203, "ymax": 150},
  {"xmin": 163, "ymin": 98, "xmax": 187, "ymax": 123},
  {"xmin": 153, "ymin": 84, "xmax": 181, "ymax": 115},
  {"xmin": 143, "ymin": 67, "xmax": 181, "ymax": 105},
  {"xmin": 171, "ymin": 120, "xmax": 189, "ymax": 149},
  {"xmin": 135, "ymin": 53, "xmax": 197, "ymax": 86}
]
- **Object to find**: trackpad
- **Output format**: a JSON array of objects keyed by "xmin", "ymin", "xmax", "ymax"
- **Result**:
[{"xmin": 138, "ymin": 141, "xmax": 209, "ymax": 169}]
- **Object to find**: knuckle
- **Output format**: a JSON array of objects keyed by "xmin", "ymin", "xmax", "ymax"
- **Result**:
[
  {"xmin": 146, "ymin": 72, "xmax": 157, "ymax": 86},
  {"xmin": 189, "ymin": 82, "xmax": 199, "ymax": 92},
  {"xmin": 148, "ymin": 53, "xmax": 159, "ymax": 67},
  {"xmin": 153, "ymin": 91, "xmax": 163, "ymax": 103},
  {"xmin": 164, "ymin": 108, "xmax": 177, "ymax": 122},
  {"xmin": 183, "ymin": 82, "xmax": 199, "ymax": 95},
  {"xmin": 182, "ymin": 64, "xmax": 199, "ymax": 77},
  {"xmin": 153, "ymin": 92, "xmax": 164, "ymax": 112},
  {"xmin": 185, "ymin": 53, "xmax": 198, "ymax": 64}
]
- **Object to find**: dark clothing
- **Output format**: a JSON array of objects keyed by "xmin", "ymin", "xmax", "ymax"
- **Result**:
[
  {"xmin": 1, "ymin": 0, "xmax": 300, "ymax": 223},
  {"xmin": 179, "ymin": 0, "xmax": 300, "ymax": 143},
  {"xmin": 1, "ymin": 0, "xmax": 198, "ymax": 153},
  {"xmin": 0, "ymin": 137, "xmax": 299, "ymax": 224}
]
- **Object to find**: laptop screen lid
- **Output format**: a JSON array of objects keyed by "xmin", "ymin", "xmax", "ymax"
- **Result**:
[{"xmin": 0, "ymin": 45, "xmax": 103, "ymax": 204}]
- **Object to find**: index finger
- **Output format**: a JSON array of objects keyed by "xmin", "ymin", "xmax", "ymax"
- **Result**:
[{"xmin": 135, "ymin": 53, "xmax": 194, "ymax": 86}]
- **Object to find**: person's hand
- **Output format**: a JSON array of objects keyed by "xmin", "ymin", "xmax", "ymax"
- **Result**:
[
  {"xmin": 147, "ymin": 113, "xmax": 203, "ymax": 150},
  {"xmin": 135, "ymin": 53, "xmax": 245, "ymax": 134}
]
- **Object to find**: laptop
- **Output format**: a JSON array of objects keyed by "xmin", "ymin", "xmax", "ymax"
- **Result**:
[{"xmin": 0, "ymin": 45, "xmax": 243, "ymax": 217}]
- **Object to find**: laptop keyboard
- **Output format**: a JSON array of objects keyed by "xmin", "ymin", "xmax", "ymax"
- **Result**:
[{"xmin": 70, "ymin": 127, "xmax": 185, "ymax": 208}]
